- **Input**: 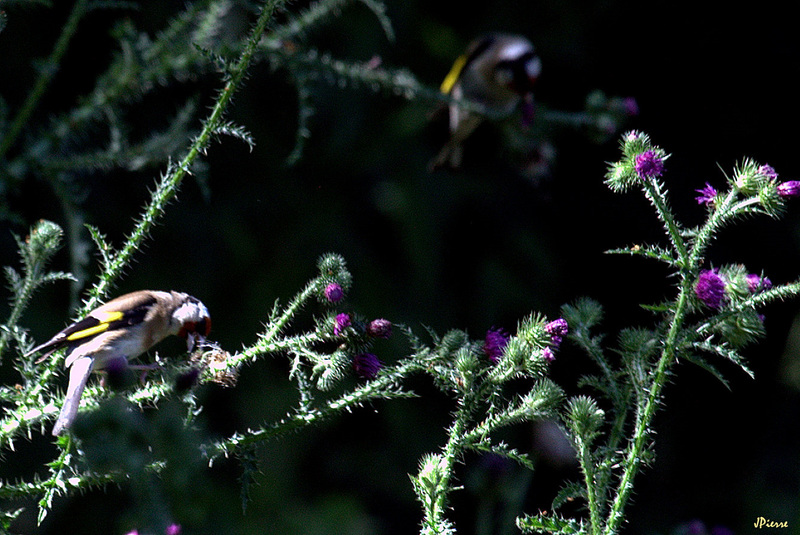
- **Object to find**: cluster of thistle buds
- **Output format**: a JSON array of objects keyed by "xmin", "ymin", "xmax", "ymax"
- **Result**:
[
  {"xmin": 606, "ymin": 131, "xmax": 800, "ymax": 205},
  {"xmin": 605, "ymin": 131, "xmax": 800, "ymax": 349},
  {"xmin": 695, "ymin": 267, "xmax": 772, "ymax": 311},
  {"xmin": 324, "ymin": 282, "xmax": 391, "ymax": 380},
  {"xmin": 484, "ymin": 315, "xmax": 569, "ymax": 382}
]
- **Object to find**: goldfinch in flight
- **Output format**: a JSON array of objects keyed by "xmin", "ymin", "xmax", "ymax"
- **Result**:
[
  {"xmin": 432, "ymin": 33, "xmax": 542, "ymax": 169},
  {"xmin": 27, "ymin": 290, "xmax": 211, "ymax": 436}
]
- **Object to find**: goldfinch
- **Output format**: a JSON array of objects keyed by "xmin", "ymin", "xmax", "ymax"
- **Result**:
[
  {"xmin": 27, "ymin": 290, "xmax": 211, "ymax": 436},
  {"xmin": 432, "ymin": 33, "xmax": 542, "ymax": 170}
]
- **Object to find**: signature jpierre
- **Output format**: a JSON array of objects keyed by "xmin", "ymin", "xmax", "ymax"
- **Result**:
[{"xmin": 754, "ymin": 517, "xmax": 788, "ymax": 529}]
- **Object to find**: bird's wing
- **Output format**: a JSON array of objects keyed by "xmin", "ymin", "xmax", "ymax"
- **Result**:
[{"xmin": 27, "ymin": 293, "xmax": 158, "ymax": 359}]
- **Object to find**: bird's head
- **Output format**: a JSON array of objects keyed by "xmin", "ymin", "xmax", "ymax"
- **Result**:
[{"xmin": 172, "ymin": 294, "xmax": 212, "ymax": 351}]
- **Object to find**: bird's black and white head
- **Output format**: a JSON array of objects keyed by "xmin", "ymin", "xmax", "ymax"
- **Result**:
[
  {"xmin": 492, "ymin": 37, "xmax": 541, "ymax": 95},
  {"xmin": 171, "ymin": 293, "xmax": 211, "ymax": 351}
]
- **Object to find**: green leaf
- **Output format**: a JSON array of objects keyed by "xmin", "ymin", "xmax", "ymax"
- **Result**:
[
  {"xmin": 561, "ymin": 298, "xmax": 603, "ymax": 331},
  {"xmin": 517, "ymin": 512, "xmax": 585, "ymax": 534},
  {"xmin": 605, "ymin": 243, "xmax": 679, "ymax": 267},
  {"xmin": 551, "ymin": 481, "xmax": 586, "ymax": 512},
  {"xmin": 681, "ymin": 352, "xmax": 732, "ymax": 389},
  {"xmin": 691, "ymin": 339, "xmax": 754, "ymax": 379},
  {"xmin": 212, "ymin": 121, "xmax": 256, "ymax": 151}
]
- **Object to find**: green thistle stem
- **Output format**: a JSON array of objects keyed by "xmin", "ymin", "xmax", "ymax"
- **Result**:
[
  {"xmin": 83, "ymin": 0, "xmax": 284, "ymax": 311},
  {"xmin": 603, "ymin": 278, "xmax": 691, "ymax": 534},
  {"xmin": 603, "ymin": 176, "xmax": 696, "ymax": 534},
  {"xmin": 641, "ymin": 178, "xmax": 688, "ymax": 262}
]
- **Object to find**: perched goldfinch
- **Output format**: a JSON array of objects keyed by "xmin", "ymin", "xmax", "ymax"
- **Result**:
[
  {"xmin": 27, "ymin": 290, "xmax": 211, "ymax": 436},
  {"xmin": 432, "ymin": 33, "xmax": 542, "ymax": 170}
]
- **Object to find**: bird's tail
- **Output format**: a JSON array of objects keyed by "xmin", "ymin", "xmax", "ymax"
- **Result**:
[{"xmin": 52, "ymin": 356, "xmax": 94, "ymax": 436}]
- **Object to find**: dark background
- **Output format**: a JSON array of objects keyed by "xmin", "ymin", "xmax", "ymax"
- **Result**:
[{"xmin": 2, "ymin": 0, "xmax": 800, "ymax": 533}]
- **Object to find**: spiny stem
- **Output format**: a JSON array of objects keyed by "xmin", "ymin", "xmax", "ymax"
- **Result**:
[
  {"xmin": 603, "ymin": 266, "xmax": 694, "ymax": 535},
  {"xmin": 641, "ymin": 179, "xmax": 688, "ymax": 262},
  {"xmin": 82, "ymin": 0, "xmax": 284, "ymax": 311},
  {"xmin": 203, "ymin": 358, "xmax": 420, "ymax": 461},
  {"xmin": 423, "ymin": 395, "xmax": 474, "ymax": 533},
  {"xmin": 603, "ymin": 177, "xmax": 697, "ymax": 534},
  {"xmin": 688, "ymin": 187, "xmax": 739, "ymax": 269},
  {"xmin": 577, "ymin": 436, "xmax": 601, "ymax": 535}
]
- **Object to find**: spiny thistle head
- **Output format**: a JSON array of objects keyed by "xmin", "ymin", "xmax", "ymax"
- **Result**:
[
  {"xmin": 22, "ymin": 219, "xmax": 65, "ymax": 266},
  {"xmin": 486, "ymin": 314, "xmax": 566, "ymax": 381},
  {"xmin": 324, "ymin": 283, "xmax": 344, "ymax": 303},
  {"xmin": 695, "ymin": 182, "xmax": 718, "ymax": 206},
  {"xmin": 718, "ymin": 264, "xmax": 772, "ymax": 301},
  {"xmin": 733, "ymin": 159, "xmax": 780, "ymax": 196},
  {"xmin": 695, "ymin": 269, "xmax": 727, "ymax": 309},
  {"xmin": 777, "ymin": 180, "xmax": 800, "ymax": 199},
  {"xmin": 634, "ymin": 150, "xmax": 665, "ymax": 179},
  {"xmin": 353, "ymin": 352, "xmax": 382, "ymax": 380},
  {"xmin": 544, "ymin": 318, "xmax": 569, "ymax": 346},
  {"xmin": 701, "ymin": 264, "xmax": 769, "ymax": 347},
  {"xmin": 605, "ymin": 131, "xmax": 669, "ymax": 191},
  {"xmin": 727, "ymin": 160, "xmax": 797, "ymax": 215},
  {"xmin": 366, "ymin": 318, "xmax": 392, "ymax": 338},
  {"xmin": 313, "ymin": 350, "xmax": 351, "ymax": 390},
  {"xmin": 317, "ymin": 253, "xmax": 352, "ymax": 296},
  {"xmin": 483, "ymin": 328, "xmax": 510, "ymax": 364},
  {"xmin": 746, "ymin": 273, "xmax": 773, "ymax": 293},
  {"xmin": 334, "ymin": 312, "xmax": 351, "ymax": 336}
]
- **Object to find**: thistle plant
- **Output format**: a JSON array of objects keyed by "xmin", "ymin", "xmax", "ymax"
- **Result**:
[
  {"xmin": 512, "ymin": 133, "xmax": 800, "ymax": 535},
  {"xmin": 0, "ymin": 0, "xmax": 797, "ymax": 534}
]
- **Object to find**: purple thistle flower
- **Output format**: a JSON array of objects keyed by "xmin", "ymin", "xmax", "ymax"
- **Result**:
[
  {"xmin": 334, "ymin": 313, "xmax": 351, "ymax": 336},
  {"xmin": 545, "ymin": 318, "xmax": 569, "ymax": 348},
  {"xmin": 483, "ymin": 328, "xmax": 509, "ymax": 364},
  {"xmin": 324, "ymin": 283, "xmax": 344, "ymax": 303},
  {"xmin": 695, "ymin": 182, "xmax": 717, "ymax": 206},
  {"xmin": 695, "ymin": 269, "xmax": 727, "ymax": 309},
  {"xmin": 746, "ymin": 273, "xmax": 772, "ymax": 293},
  {"xmin": 777, "ymin": 180, "xmax": 800, "ymax": 199},
  {"xmin": 542, "ymin": 347, "xmax": 556, "ymax": 363},
  {"xmin": 634, "ymin": 150, "xmax": 665, "ymax": 179},
  {"xmin": 758, "ymin": 164, "xmax": 778, "ymax": 180},
  {"xmin": 166, "ymin": 525, "xmax": 182, "ymax": 535},
  {"xmin": 353, "ymin": 353, "xmax": 382, "ymax": 379},
  {"xmin": 545, "ymin": 318, "xmax": 568, "ymax": 338},
  {"xmin": 366, "ymin": 318, "xmax": 392, "ymax": 338}
]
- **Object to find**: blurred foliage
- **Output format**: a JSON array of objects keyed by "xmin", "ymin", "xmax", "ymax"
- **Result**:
[{"xmin": 1, "ymin": 0, "xmax": 800, "ymax": 534}]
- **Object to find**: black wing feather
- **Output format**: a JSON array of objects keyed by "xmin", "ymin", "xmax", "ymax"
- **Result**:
[{"xmin": 28, "ymin": 296, "xmax": 156, "ymax": 359}]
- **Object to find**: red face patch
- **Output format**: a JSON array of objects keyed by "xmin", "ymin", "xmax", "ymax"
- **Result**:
[{"xmin": 178, "ymin": 317, "xmax": 211, "ymax": 338}]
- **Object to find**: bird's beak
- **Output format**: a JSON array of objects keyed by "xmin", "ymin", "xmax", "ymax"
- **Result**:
[{"xmin": 187, "ymin": 332, "xmax": 206, "ymax": 352}]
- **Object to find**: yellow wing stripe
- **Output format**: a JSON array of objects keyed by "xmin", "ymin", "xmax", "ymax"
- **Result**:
[
  {"xmin": 65, "ymin": 310, "xmax": 125, "ymax": 341},
  {"xmin": 66, "ymin": 323, "xmax": 111, "ymax": 341},
  {"xmin": 440, "ymin": 54, "xmax": 467, "ymax": 94}
]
